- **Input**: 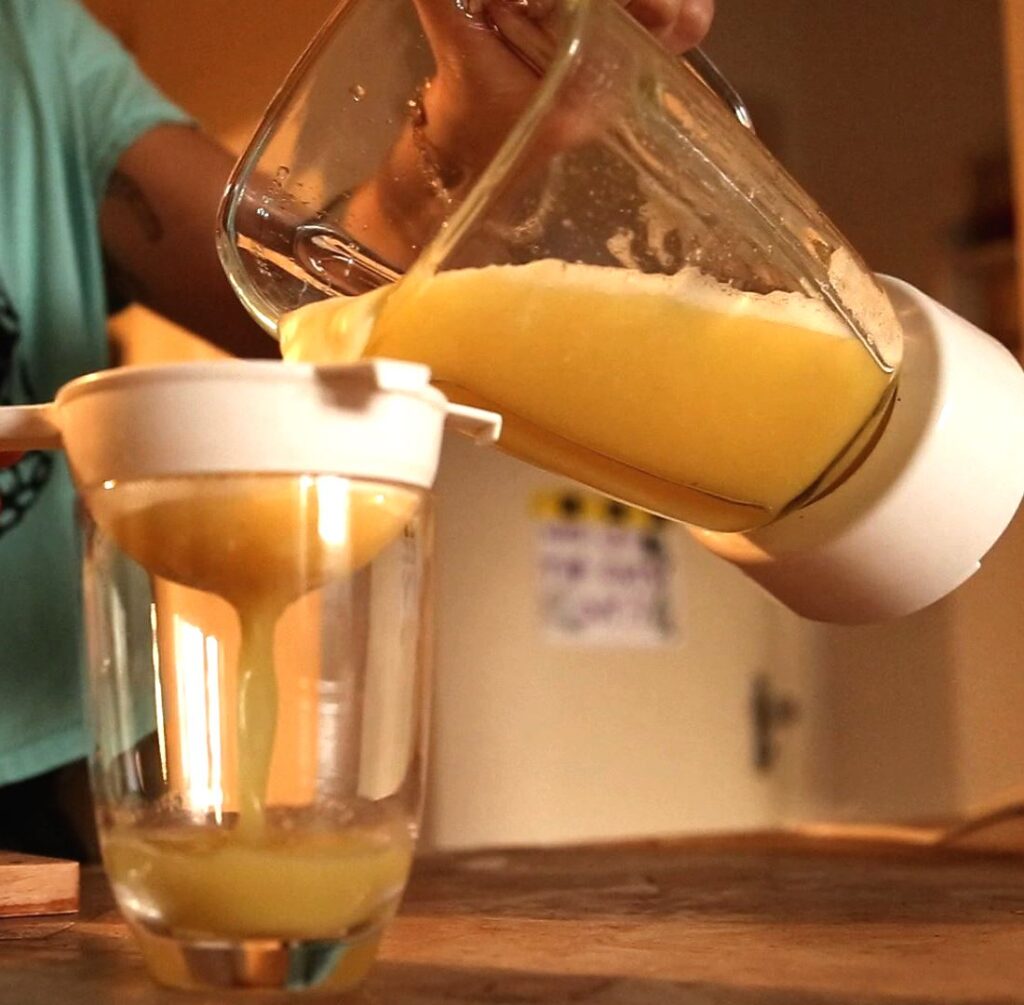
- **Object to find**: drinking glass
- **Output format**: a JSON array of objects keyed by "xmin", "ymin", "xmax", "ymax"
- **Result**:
[{"xmin": 81, "ymin": 472, "xmax": 432, "ymax": 992}]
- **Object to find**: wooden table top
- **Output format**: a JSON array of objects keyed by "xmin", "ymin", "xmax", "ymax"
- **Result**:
[{"xmin": 3, "ymin": 833, "xmax": 1024, "ymax": 1003}]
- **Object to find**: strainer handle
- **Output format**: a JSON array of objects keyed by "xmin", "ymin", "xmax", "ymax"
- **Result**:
[
  {"xmin": 445, "ymin": 402, "xmax": 503, "ymax": 444},
  {"xmin": 0, "ymin": 404, "xmax": 61, "ymax": 452}
]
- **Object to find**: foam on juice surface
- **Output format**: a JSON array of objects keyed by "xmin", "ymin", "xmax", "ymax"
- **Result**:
[
  {"xmin": 279, "ymin": 260, "xmax": 892, "ymax": 532},
  {"xmin": 88, "ymin": 475, "xmax": 419, "ymax": 939}
]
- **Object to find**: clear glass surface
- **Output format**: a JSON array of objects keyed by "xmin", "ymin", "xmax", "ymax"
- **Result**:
[
  {"xmin": 220, "ymin": 0, "xmax": 904, "ymax": 533},
  {"xmin": 81, "ymin": 473, "xmax": 431, "ymax": 993}
]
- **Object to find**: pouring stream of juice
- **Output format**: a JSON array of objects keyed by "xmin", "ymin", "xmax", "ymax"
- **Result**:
[{"xmin": 280, "ymin": 259, "xmax": 892, "ymax": 532}]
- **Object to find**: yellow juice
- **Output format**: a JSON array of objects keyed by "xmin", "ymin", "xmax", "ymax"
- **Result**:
[
  {"xmin": 86, "ymin": 475, "xmax": 419, "ymax": 939},
  {"xmin": 102, "ymin": 823, "xmax": 412, "ymax": 939},
  {"xmin": 280, "ymin": 260, "xmax": 894, "ymax": 531}
]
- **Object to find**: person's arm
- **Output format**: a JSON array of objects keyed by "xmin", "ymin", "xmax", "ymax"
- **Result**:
[{"xmin": 99, "ymin": 124, "xmax": 277, "ymax": 359}]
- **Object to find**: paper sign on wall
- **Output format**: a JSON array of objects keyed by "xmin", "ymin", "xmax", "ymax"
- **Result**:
[{"xmin": 533, "ymin": 490, "xmax": 675, "ymax": 647}]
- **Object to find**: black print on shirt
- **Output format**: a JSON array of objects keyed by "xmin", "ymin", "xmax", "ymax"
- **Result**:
[{"xmin": 0, "ymin": 280, "xmax": 53, "ymax": 541}]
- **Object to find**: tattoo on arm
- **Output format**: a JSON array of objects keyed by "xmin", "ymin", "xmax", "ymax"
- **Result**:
[
  {"xmin": 103, "ymin": 170, "xmax": 164, "ymax": 312},
  {"xmin": 106, "ymin": 170, "xmax": 164, "ymax": 243},
  {"xmin": 103, "ymin": 252, "xmax": 149, "ymax": 314}
]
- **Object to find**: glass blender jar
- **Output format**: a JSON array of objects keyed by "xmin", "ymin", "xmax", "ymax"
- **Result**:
[
  {"xmin": 219, "ymin": 0, "xmax": 903, "ymax": 535},
  {"xmin": 217, "ymin": 0, "xmax": 1024, "ymax": 622}
]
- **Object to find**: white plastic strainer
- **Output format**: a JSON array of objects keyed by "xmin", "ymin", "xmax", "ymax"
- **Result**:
[{"xmin": 0, "ymin": 359, "xmax": 500, "ymax": 490}]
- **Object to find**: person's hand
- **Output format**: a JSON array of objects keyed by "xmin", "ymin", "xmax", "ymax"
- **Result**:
[
  {"xmin": 624, "ymin": 0, "xmax": 714, "ymax": 52},
  {"xmin": 415, "ymin": 0, "xmax": 714, "ymax": 172},
  {"xmin": 346, "ymin": 0, "xmax": 714, "ymax": 268}
]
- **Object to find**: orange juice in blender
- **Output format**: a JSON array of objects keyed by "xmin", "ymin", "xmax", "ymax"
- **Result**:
[{"xmin": 280, "ymin": 258, "xmax": 894, "ymax": 532}]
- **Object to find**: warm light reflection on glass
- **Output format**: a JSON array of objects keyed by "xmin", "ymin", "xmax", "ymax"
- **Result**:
[
  {"xmin": 150, "ymin": 604, "xmax": 168, "ymax": 784},
  {"xmin": 317, "ymin": 476, "xmax": 351, "ymax": 548},
  {"xmin": 173, "ymin": 615, "xmax": 224, "ymax": 815},
  {"xmin": 204, "ymin": 635, "xmax": 224, "ymax": 824}
]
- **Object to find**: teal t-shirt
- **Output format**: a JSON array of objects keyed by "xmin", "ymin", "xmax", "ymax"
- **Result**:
[{"xmin": 0, "ymin": 0, "xmax": 190, "ymax": 785}]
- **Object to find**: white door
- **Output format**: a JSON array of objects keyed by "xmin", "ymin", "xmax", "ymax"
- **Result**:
[{"xmin": 422, "ymin": 438, "xmax": 809, "ymax": 851}]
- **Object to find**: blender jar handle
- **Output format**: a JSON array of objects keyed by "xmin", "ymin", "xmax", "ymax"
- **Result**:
[
  {"xmin": 683, "ymin": 48, "xmax": 755, "ymax": 132},
  {"xmin": 0, "ymin": 404, "xmax": 61, "ymax": 452}
]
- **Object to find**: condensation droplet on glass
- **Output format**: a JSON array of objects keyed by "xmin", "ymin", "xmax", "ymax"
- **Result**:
[
  {"xmin": 255, "ymin": 206, "xmax": 271, "ymax": 221},
  {"xmin": 272, "ymin": 166, "xmax": 289, "ymax": 190},
  {"xmin": 349, "ymin": 83, "xmax": 366, "ymax": 102},
  {"xmin": 406, "ymin": 96, "xmax": 427, "ymax": 128},
  {"xmin": 454, "ymin": 0, "xmax": 487, "ymax": 19}
]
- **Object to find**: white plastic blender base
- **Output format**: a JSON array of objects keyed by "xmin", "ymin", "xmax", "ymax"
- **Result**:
[{"xmin": 693, "ymin": 277, "xmax": 1024, "ymax": 624}]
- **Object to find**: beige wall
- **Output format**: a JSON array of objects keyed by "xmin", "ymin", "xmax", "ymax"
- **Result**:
[
  {"xmin": 947, "ymin": 510, "xmax": 1024, "ymax": 812},
  {"xmin": 707, "ymin": 0, "xmax": 1009, "ymax": 299},
  {"xmin": 425, "ymin": 438, "xmax": 803, "ymax": 849},
  {"xmin": 1005, "ymin": 0, "xmax": 1024, "ymax": 338},
  {"xmin": 945, "ymin": 0, "xmax": 1024, "ymax": 814},
  {"xmin": 87, "ymin": 0, "xmax": 338, "ymax": 152},
  {"xmin": 704, "ymin": 0, "xmax": 1020, "ymax": 826}
]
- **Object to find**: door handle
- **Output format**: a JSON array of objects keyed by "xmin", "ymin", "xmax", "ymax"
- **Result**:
[{"xmin": 751, "ymin": 673, "xmax": 799, "ymax": 773}]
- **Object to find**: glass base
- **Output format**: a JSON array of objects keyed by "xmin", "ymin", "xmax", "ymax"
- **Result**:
[{"xmin": 131, "ymin": 921, "xmax": 384, "ymax": 992}]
